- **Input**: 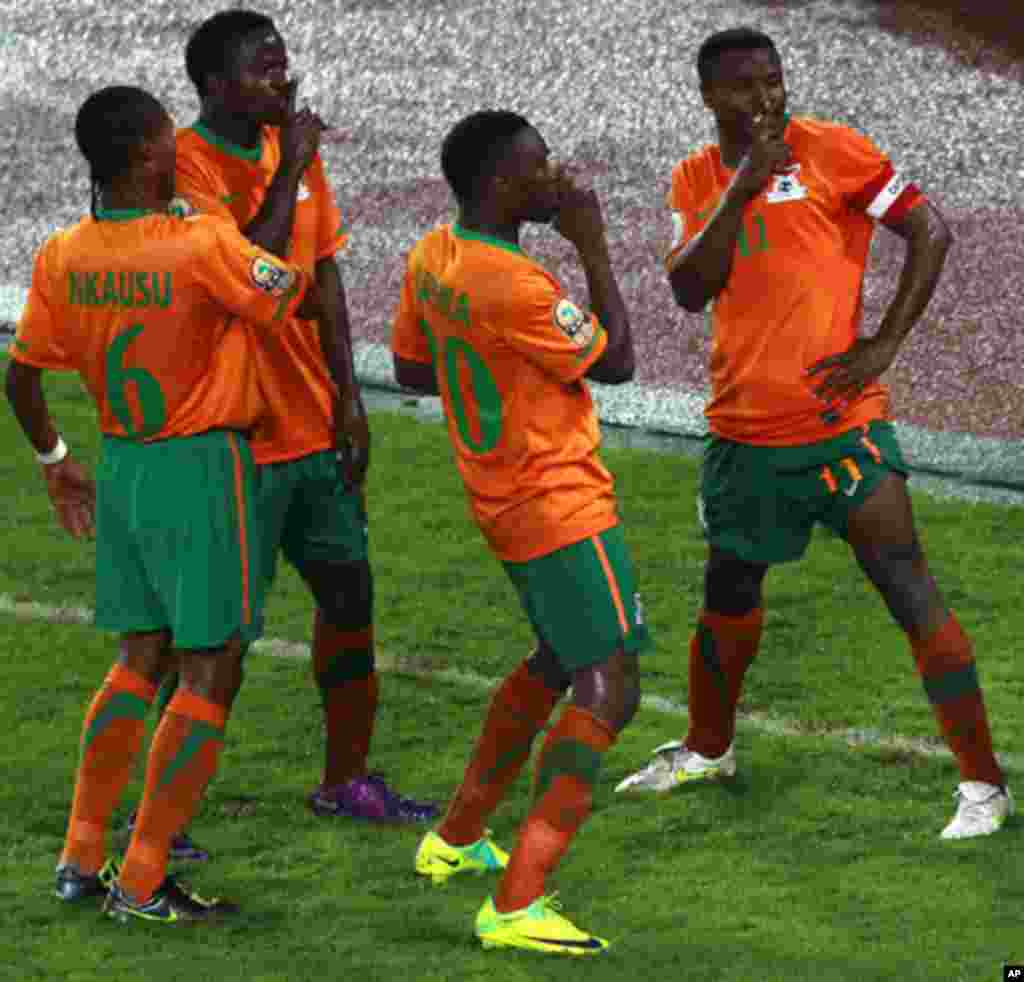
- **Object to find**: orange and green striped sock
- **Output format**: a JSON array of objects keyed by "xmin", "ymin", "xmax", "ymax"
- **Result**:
[
  {"xmin": 494, "ymin": 705, "xmax": 615, "ymax": 913},
  {"xmin": 685, "ymin": 608, "xmax": 763, "ymax": 759},
  {"xmin": 312, "ymin": 613, "xmax": 378, "ymax": 787},
  {"xmin": 911, "ymin": 612, "xmax": 1004, "ymax": 787},
  {"xmin": 118, "ymin": 690, "xmax": 226, "ymax": 904},
  {"xmin": 59, "ymin": 664, "xmax": 157, "ymax": 875},
  {"xmin": 439, "ymin": 659, "xmax": 562, "ymax": 846}
]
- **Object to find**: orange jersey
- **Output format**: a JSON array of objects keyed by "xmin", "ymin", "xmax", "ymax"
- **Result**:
[
  {"xmin": 175, "ymin": 122, "xmax": 348, "ymax": 463},
  {"xmin": 12, "ymin": 209, "xmax": 308, "ymax": 441},
  {"xmin": 391, "ymin": 223, "xmax": 616, "ymax": 562},
  {"xmin": 665, "ymin": 116, "xmax": 925, "ymax": 446}
]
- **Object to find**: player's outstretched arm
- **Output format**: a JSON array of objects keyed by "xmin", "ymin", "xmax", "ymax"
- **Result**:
[
  {"xmin": 553, "ymin": 184, "xmax": 634, "ymax": 385},
  {"xmin": 5, "ymin": 360, "xmax": 95, "ymax": 539},
  {"xmin": 669, "ymin": 114, "xmax": 791, "ymax": 312}
]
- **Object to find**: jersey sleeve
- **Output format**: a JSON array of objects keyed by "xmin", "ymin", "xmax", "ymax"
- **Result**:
[
  {"xmin": 830, "ymin": 126, "xmax": 925, "ymax": 225},
  {"xmin": 10, "ymin": 240, "xmax": 72, "ymax": 371},
  {"xmin": 664, "ymin": 160, "xmax": 701, "ymax": 271},
  {"xmin": 391, "ymin": 260, "xmax": 434, "ymax": 364},
  {"xmin": 174, "ymin": 148, "xmax": 236, "ymax": 222},
  {"xmin": 494, "ymin": 267, "xmax": 607, "ymax": 384},
  {"xmin": 191, "ymin": 217, "xmax": 309, "ymax": 329},
  {"xmin": 307, "ymin": 154, "xmax": 349, "ymax": 261}
]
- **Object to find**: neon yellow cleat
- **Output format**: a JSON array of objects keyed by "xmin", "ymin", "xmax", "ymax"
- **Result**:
[
  {"xmin": 475, "ymin": 894, "xmax": 609, "ymax": 956},
  {"xmin": 414, "ymin": 829, "xmax": 509, "ymax": 886}
]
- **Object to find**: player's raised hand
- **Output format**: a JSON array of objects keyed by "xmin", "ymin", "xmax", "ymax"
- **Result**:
[
  {"xmin": 553, "ymin": 174, "xmax": 609, "ymax": 254},
  {"xmin": 334, "ymin": 391, "xmax": 371, "ymax": 491},
  {"xmin": 734, "ymin": 113, "xmax": 792, "ymax": 198},
  {"xmin": 42, "ymin": 454, "xmax": 95, "ymax": 540},
  {"xmin": 279, "ymin": 78, "xmax": 324, "ymax": 176}
]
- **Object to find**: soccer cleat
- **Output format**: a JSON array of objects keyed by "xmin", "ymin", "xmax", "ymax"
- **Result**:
[
  {"xmin": 940, "ymin": 782, "xmax": 1014, "ymax": 840},
  {"xmin": 103, "ymin": 875, "xmax": 239, "ymax": 924},
  {"xmin": 308, "ymin": 775, "xmax": 439, "ymax": 824},
  {"xmin": 126, "ymin": 811, "xmax": 210, "ymax": 863},
  {"xmin": 54, "ymin": 857, "xmax": 121, "ymax": 903},
  {"xmin": 414, "ymin": 828, "xmax": 509, "ymax": 885},
  {"xmin": 614, "ymin": 740, "xmax": 737, "ymax": 793},
  {"xmin": 475, "ymin": 894, "xmax": 609, "ymax": 956}
]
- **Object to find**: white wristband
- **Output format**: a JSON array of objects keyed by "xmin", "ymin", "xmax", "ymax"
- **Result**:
[{"xmin": 37, "ymin": 436, "xmax": 68, "ymax": 466}]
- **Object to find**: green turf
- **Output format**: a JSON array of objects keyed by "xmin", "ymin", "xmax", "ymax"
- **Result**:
[{"xmin": 1, "ymin": 359, "xmax": 1021, "ymax": 980}]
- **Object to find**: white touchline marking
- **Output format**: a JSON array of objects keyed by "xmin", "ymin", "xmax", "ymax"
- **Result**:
[{"xmin": 2, "ymin": 593, "xmax": 1017, "ymax": 773}]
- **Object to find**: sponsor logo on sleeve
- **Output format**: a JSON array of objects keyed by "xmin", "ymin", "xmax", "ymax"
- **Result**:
[
  {"xmin": 250, "ymin": 256, "xmax": 297, "ymax": 296},
  {"xmin": 553, "ymin": 298, "xmax": 595, "ymax": 348}
]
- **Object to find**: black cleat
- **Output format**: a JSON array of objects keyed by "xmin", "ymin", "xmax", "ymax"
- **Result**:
[
  {"xmin": 55, "ymin": 858, "xmax": 120, "ymax": 903},
  {"xmin": 103, "ymin": 875, "xmax": 239, "ymax": 924}
]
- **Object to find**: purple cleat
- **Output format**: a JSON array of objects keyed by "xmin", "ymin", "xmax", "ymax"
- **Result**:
[{"xmin": 307, "ymin": 775, "xmax": 439, "ymax": 824}]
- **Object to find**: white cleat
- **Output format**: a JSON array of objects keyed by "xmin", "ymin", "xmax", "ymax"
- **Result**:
[
  {"xmin": 614, "ymin": 740, "xmax": 737, "ymax": 793},
  {"xmin": 940, "ymin": 782, "xmax": 1014, "ymax": 840}
]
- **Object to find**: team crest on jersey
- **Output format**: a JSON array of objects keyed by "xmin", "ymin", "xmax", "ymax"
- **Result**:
[
  {"xmin": 766, "ymin": 164, "xmax": 808, "ymax": 204},
  {"xmin": 553, "ymin": 298, "xmax": 594, "ymax": 347},
  {"xmin": 168, "ymin": 196, "xmax": 197, "ymax": 219},
  {"xmin": 250, "ymin": 256, "xmax": 296, "ymax": 295}
]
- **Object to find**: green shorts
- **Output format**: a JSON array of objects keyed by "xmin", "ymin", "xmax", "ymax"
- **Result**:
[
  {"xmin": 502, "ymin": 524, "xmax": 652, "ymax": 673},
  {"xmin": 699, "ymin": 420, "xmax": 909, "ymax": 565},
  {"xmin": 94, "ymin": 430, "xmax": 264, "ymax": 648},
  {"xmin": 256, "ymin": 449, "xmax": 368, "ymax": 586}
]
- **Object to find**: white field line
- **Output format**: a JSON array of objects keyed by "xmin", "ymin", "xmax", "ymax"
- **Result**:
[{"xmin": 2, "ymin": 593, "xmax": 1018, "ymax": 774}]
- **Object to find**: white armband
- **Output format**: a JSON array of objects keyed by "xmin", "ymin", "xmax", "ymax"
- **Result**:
[{"xmin": 37, "ymin": 436, "xmax": 68, "ymax": 466}]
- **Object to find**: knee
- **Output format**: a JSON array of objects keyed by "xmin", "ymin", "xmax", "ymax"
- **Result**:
[
  {"xmin": 179, "ymin": 639, "xmax": 246, "ymax": 709},
  {"xmin": 572, "ymin": 652, "xmax": 641, "ymax": 734},
  {"xmin": 705, "ymin": 551, "xmax": 766, "ymax": 615},
  {"xmin": 306, "ymin": 559, "xmax": 373, "ymax": 629}
]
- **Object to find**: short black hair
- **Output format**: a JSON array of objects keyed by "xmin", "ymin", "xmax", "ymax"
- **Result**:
[
  {"xmin": 185, "ymin": 9, "xmax": 277, "ymax": 97},
  {"xmin": 697, "ymin": 27, "xmax": 779, "ymax": 86},
  {"xmin": 441, "ymin": 110, "xmax": 532, "ymax": 206},
  {"xmin": 74, "ymin": 86, "xmax": 168, "ymax": 216}
]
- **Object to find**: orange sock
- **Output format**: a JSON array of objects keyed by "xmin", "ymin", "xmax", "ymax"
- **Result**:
[
  {"xmin": 494, "ymin": 705, "xmax": 615, "ymax": 913},
  {"xmin": 439, "ymin": 660, "xmax": 562, "ymax": 846},
  {"xmin": 312, "ymin": 613, "xmax": 378, "ymax": 787},
  {"xmin": 59, "ymin": 665, "xmax": 157, "ymax": 874},
  {"xmin": 911, "ymin": 612, "xmax": 1004, "ymax": 786},
  {"xmin": 118, "ymin": 690, "xmax": 226, "ymax": 904},
  {"xmin": 684, "ymin": 608, "xmax": 763, "ymax": 758}
]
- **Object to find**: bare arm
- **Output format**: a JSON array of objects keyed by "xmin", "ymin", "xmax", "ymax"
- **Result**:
[
  {"xmin": 5, "ymin": 359, "xmax": 95, "ymax": 539},
  {"xmin": 668, "ymin": 115, "xmax": 792, "ymax": 312},
  {"xmin": 808, "ymin": 199, "xmax": 952, "ymax": 406},
  {"xmin": 313, "ymin": 257, "xmax": 370, "ymax": 488},
  {"xmin": 553, "ymin": 182, "xmax": 634, "ymax": 385},
  {"xmin": 240, "ymin": 86, "xmax": 324, "ymax": 256}
]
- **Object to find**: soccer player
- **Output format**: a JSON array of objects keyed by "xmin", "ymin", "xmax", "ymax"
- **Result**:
[
  {"xmin": 166, "ymin": 9, "xmax": 436, "ymax": 825},
  {"xmin": 614, "ymin": 27, "xmax": 1012, "ymax": 839},
  {"xmin": 392, "ymin": 110, "xmax": 650, "ymax": 955},
  {"xmin": 5, "ymin": 85, "xmax": 317, "ymax": 921}
]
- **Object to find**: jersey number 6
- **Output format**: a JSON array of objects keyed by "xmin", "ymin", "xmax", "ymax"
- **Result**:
[{"xmin": 106, "ymin": 324, "xmax": 168, "ymax": 439}]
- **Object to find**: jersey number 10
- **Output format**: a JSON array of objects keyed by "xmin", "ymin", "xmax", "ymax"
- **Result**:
[{"xmin": 419, "ymin": 318, "xmax": 502, "ymax": 455}]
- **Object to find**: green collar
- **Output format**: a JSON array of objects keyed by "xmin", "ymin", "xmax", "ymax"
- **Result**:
[
  {"xmin": 453, "ymin": 222, "xmax": 524, "ymax": 255},
  {"xmin": 94, "ymin": 208, "xmax": 157, "ymax": 222},
  {"xmin": 191, "ymin": 120, "xmax": 263, "ymax": 162}
]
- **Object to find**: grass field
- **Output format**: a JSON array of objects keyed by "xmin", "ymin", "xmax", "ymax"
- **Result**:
[{"xmin": 2, "ymin": 359, "xmax": 1021, "ymax": 982}]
